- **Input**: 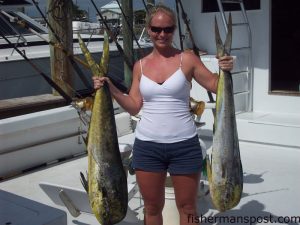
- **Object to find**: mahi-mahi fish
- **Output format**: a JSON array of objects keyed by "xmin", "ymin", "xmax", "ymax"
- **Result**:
[
  {"xmin": 78, "ymin": 31, "xmax": 128, "ymax": 225},
  {"xmin": 206, "ymin": 14, "xmax": 243, "ymax": 212}
]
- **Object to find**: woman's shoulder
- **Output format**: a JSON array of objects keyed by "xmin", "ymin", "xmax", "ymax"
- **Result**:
[
  {"xmin": 181, "ymin": 50, "xmax": 200, "ymax": 68},
  {"xmin": 182, "ymin": 49, "xmax": 199, "ymax": 60},
  {"xmin": 135, "ymin": 52, "xmax": 156, "ymax": 71},
  {"xmin": 139, "ymin": 52, "xmax": 154, "ymax": 62},
  {"xmin": 133, "ymin": 53, "xmax": 153, "ymax": 78}
]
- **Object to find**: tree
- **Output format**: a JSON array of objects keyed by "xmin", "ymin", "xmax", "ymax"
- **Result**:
[
  {"xmin": 134, "ymin": 9, "xmax": 146, "ymax": 25},
  {"xmin": 72, "ymin": 2, "xmax": 87, "ymax": 21}
]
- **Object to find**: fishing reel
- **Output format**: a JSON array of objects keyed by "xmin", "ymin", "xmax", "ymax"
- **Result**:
[
  {"xmin": 72, "ymin": 97, "xmax": 94, "ymax": 126},
  {"xmin": 190, "ymin": 97, "xmax": 205, "ymax": 116},
  {"xmin": 74, "ymin": 97, "xmax": 94, "ymax": 111},
  {"xmin": 190, "ymin": 97, "xmax": 206, "ymax": 128}
]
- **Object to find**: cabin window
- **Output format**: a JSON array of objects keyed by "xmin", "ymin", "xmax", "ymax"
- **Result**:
[
  {"xmin": 270, "ymin": 0, "xmax": 300, "ymax": 95},
  {"xmin": 202, "ymin": 0, "xmax": 260, "ymax": 13}
]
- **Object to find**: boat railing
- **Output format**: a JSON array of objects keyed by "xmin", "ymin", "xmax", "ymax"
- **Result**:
[{"xmin": 0, "ymin": 105, "xmax": 135, "ymax": 181}]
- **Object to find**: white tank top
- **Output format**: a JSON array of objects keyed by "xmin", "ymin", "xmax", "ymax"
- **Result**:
[{"xmin": 135, "ymin": 53, "xmax": 197, "ymax": 143}]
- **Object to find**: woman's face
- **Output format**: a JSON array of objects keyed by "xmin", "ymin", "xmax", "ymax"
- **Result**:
[{"xmin": 148, "ymin": 11, "xmax": 175, "ymax": 49}]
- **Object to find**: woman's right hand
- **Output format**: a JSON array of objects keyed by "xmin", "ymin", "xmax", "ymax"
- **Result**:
[{"xmin": 92, "ymin": 76, "xmax": 110, "ymax": 90}]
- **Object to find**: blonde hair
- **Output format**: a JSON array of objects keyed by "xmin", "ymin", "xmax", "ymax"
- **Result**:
[{"xmin": 145, "ymin": 3, "xmax": 177, "ymax": 28}]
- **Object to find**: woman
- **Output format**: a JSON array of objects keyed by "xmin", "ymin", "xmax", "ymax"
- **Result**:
[{"xmin": 93, "ymin": 4, "xmax": 233, "ymax": 225}]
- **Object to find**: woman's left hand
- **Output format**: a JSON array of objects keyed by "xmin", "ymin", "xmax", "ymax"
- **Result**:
[{"xmin": 217, "ymin": 55, "xmax": 234, "ymax": 71}]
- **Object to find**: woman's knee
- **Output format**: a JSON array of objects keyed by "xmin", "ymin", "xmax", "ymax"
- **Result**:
[
  {"xmin": 144, "ymin": 203, "xmax": 164, "ymax": 216},
  {"xmin": 177, "ymin": 202, "xmax": 197, "ymax": 215}
]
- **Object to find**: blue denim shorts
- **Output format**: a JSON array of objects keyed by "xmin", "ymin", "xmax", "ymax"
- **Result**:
[{"xmin": 132, "ymin": 135, "xmax": 203, "ymax": 174}]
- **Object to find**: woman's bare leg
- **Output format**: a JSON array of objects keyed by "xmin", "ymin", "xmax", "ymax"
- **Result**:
[
  {"xmin": 172, "ymin": 173, "xmax": 200, "ymax": 225},
  {"xmin": 136, "ymin": 170, "xmax": 167, "ymax": 225}
]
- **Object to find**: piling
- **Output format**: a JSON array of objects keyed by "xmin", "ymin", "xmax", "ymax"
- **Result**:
[
  {"xmin": 47, "ymin": 0, "xmax": 74, "ymax": 97},
  {"xmin": 121, "ymin": 0, "xmax": 134, "ymax": 88}
]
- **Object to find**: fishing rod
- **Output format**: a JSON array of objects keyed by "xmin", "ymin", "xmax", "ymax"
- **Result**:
[
  {"xmin": 175, "ymin": 0, "xmax": 183, "ymax": 51},
  {"xmin": 1, "ymin": 10, "xmax": 128, "ymax": 97},
  {"xmin": 0, "ymin": 30, "xmax": 72, "ymax": 104},
  {"xmin": 176, "ymin": 0, "xmax": 200, "ymax": 56},
  {"xmin": 90, "ymin": 0, "xmax": 133, "ymax": 70},
  {"xmin": 141, "ymin": 0, "xmax": 149, "ymax": 14},
  {"xmin": 31, "ymin": 0, "xmax": 93, "ymax": 93},
  {"xmin": 31, "ymin": 0, "xmax": 64, "ymax": 44},
  {"xmin": 1, "ymin": 10, "xmax": 89, "ymax": 69},
  {"xmin": 115, "ymin": 0, "xmax": 145, "ymax": 58},
  {"xmin": 0, "ymin": 28, "xmax": 99, "ymax": 125},
  {"xmin": 176, "ymin": 0, "xmax": 215, "ymax": 105}
]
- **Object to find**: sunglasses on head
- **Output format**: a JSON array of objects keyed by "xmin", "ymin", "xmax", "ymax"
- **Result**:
[{"xmin": 150, "ymin": 26, "xmax": 175, "ymax": 34}]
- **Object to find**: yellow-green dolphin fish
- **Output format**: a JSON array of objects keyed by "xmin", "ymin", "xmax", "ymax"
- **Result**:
[
  {"xmin": 78, "ymin": 31, "xmax": 128, "ymax": 225},
  {"xmin": 207, "ymin": 14, "xmax": 243, "ymax": 212}
]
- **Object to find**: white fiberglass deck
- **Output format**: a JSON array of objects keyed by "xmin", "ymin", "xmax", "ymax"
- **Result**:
[{"xmin": 1, "ymin": 139, "xmax": 299, "ymax": 225}]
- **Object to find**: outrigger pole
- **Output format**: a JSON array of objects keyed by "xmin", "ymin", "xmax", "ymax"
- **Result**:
[
  {"xmin": 176, "ymin": 0, "xmax": 216, "ymax": 108},
  {"xmin": 142, "ymin": 0, "xmax": 155, "ymax": 14},
  {"xmin": 141, "ymin": 0, "xmax": 149, "ymax": 14},
  {"xmin": 90, "ymin": 0, "xmax": 133, "ymax": 70}
]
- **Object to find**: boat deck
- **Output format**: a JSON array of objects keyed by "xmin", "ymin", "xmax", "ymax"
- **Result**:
[
  {"xmin": 237, "ymin": 111, "xmax": 300, "ymax": 148},
  {"xmin": 1, "ymin": 137, "xmax": 299, "ymax": 225}
]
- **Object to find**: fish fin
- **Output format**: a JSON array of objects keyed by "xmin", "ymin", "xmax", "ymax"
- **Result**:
[
  {"xmin": 82, "ymin": 136, "xmax": 88, "ymax": 147},
  {"xmin": 202, "ymin": 157, "xmax": 207, "ymax": 177},
  {"xmin": 80, "ymin": 129, "xmax": 88, "ymax": 147},
  {"xmin": 99, "ymin": 31, "xmax": 109, "ymax": 75},
  {"xmin": 128, "ymin": 156, "xmax": 135, "ymax": 175},
  {"xmin": 80, "ymin": 171, "xmax": 88, "ymax": 193},
  {"xmin": 77, "ymin": 33, "xmax": 101, "ymax": 77},
  {"xmin": 206, "ymin": 155, "xmax": 212, "ymax": 183}
]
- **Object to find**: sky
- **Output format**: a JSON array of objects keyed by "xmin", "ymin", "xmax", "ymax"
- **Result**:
[{"xmin": 24, "ymin": 0, "xmax": 175, "ymax": 22}]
